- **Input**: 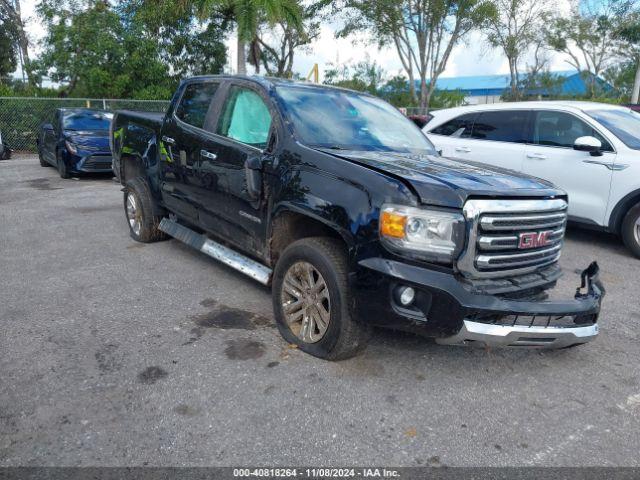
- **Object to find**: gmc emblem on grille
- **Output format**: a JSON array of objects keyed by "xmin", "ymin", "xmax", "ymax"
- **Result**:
[{"xmin": 518, "ymin": 231, "xmax": 552, "ymax": 249}]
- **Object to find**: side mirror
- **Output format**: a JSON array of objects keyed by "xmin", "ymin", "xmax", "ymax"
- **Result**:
[
  {"xmin": 42, "ymin": 123, "xmax": 53, "ymax": 131},
  {"xmin": 574, "ymin": 136, "xmax": 602, "ymax": 157},
  {"xmin": 245, "ymin": 156, "xmax": 263, "ymax": 201}
]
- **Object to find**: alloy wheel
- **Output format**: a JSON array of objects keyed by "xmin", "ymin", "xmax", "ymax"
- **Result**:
[
  {"xmin": 126, "ymin": 192, "xmax": 142, "ymax": 237},
  {"xmin": 281, "ymin": 261, "xmax": 331, "ymax": 343}
]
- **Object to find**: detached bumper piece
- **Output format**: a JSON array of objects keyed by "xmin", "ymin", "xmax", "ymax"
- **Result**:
[
  {"xmin": 437, "ymin": 262, "xmax": 604, "ymax": 348},
  {"xmin": 356, "ymin": 258, "xmax": 605, "ymax": 349},
  {"xmin": 436, "ymin": 320, "xmax": 598, "ymax": 348}
]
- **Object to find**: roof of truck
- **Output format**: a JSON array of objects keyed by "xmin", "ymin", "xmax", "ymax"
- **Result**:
[{"xmin": 183, "ymin": 75, "xmax": 373, "ymax": 95}]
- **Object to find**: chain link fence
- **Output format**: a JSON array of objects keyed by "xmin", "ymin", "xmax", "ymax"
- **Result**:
[{"xmin": 0, "ymin": 97, "xmax": 171, "ymax": 153}]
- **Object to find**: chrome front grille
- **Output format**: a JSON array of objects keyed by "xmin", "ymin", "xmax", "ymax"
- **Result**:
[{"xmin": 458, "ymin": 198, "xmax": 568, "ymax": 279}]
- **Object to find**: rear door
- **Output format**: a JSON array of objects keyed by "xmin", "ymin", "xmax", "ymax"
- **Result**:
[
  {"xmin": 426, "ymin": 113, "xmax": 477, "ymax": 157},
  {"xmin": 195, "ymin": 82, "xmax": 274, "ymax": 256},
  {"xmin": 523, "ymin": 110, "xmax": 615, "ymax": 224},
  {"xmin": 428, "ymin": 110, "xmax": 531, "ymax": 173},
  {"xmin": 158, "ymin": 80, "xmax": 221, "ymax": 223}
]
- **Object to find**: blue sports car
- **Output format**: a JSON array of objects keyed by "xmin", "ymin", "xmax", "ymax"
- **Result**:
[{"xmin": 37, "ymin": 108, "xmax": 113, "ymax": 178}]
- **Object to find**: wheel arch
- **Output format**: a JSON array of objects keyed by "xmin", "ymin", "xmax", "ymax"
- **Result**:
[
  {"xmin": 608, "ymin": 188, "xmax": 640, "ymax": 234},
  {"xmin": 267, "ymin": 206, "xmax": 353, "ymax": 267}
]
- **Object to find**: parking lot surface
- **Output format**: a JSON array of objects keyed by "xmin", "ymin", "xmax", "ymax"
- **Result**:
[{"xmin": 1, "ymin": 155, "xmax": 640, "ymax": 467}]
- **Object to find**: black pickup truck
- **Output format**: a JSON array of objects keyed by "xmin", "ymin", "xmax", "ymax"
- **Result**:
[{"xmin": 111, "ymin": 75, "xmax": 604, "ymax": 359}]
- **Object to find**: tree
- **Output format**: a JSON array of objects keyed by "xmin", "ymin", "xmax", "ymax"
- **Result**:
[
  {"xmin": 323, "ymin": 57, "xmax": 385, "ymax": 94},
  {"xmin": 117, "ymin": 0, "xmax": 230, "ymax": 77},
  {"xmin": 0, "ymin": 5, "xmax": 18, "ymax": 80},
  {"xmin": 195, "ymin": 0, "xmax": 303, "ymax": 75},
  {"xmin": 485, "ymin": 0, "xmax": 550, "ymax": 99},
  {"xmin": 545, "ymin": 0, "xmax": 632, "ymax": 97},
  {"xmin": 0, "ymin": 0, "xmax": 33, "ymax": 84},
  {"xmin": 36, "ymin": 0, "xmax": 175, "ymax": 98},
  {"xmin": 339, "ymin": 0, "xmax": 496, "ymax": 111},
  {"xmin": 616, "ymin": 11, "xmax": 640, "ymax": 103},
  {"xmin": 252, "ymin": 0, "xmax": 328, "ymax": 77}
]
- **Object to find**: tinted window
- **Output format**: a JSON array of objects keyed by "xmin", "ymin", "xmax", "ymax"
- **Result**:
[
  {"xmin": 275, "ymin": 86, "xmax": 436, "ymax": 154},
  {"xmin": 471, "ymin": 110, "xmax": 529, "ymax": 143},
  {"xmin": 430, "ymin": 113, "xmax": 475, "ymax": 138},
  {"xmin": 217, "ymin": 87, "xmax": 272, "ymax": 148},
  {"xmin": 175, "ymin": 82, "xmax": 218, "ymax": 129},
  {"xmin": 586, "ymin": 109, "xmax": 640, "ymax": 150},
  {"xmin": 62, "ymin": 111, "xmax": 113, "ymax": 131},
  {"xmin": 534, "ymin": 111, "xmax": 613, "ymax": 151}
]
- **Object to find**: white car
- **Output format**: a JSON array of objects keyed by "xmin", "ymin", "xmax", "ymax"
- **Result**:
[{"xmin": 424, "ymin": 101, "xmax": 640, "ymax": 258}]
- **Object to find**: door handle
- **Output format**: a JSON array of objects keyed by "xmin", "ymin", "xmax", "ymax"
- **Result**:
[
  {"xmin": 526, "ymin": 153, "xmax": 547, "ymax": 160},
  {"xmin": 455, "ymin": 147, "xmax": 471, "ymax": 153},
  {"xmin": 161, "ymin": 136, "xmax": 175, "ymax": 145},
  {"xmin": 200, "ymin": 150, "xmax": 217, "ymax": 160}
]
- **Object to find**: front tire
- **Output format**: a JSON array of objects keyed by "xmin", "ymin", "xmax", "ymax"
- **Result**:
[
  {"xmin": 272, "ymin": 237, "xmax": 371, "ymax": 360},
  {"xmin": 124, "ymin": 177, "xmax": 167, "ymax": 243},
  {"xmin": 621, "ymin": 202, "xmax": 640, "ymax": 259},
  {"xmin": 38, "ymin": 144, "xmax": 47, "ymax": 166},
  {"xmin": 57, "ymin": 151, "xmax": 70, "ymax": 179}
]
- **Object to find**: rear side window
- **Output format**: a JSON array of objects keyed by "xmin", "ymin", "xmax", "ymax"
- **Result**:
[
  {"xmin": 217, "ymin": 86, "xmax": 272, "ymax": 148},
  {"xmin": 175, "ymin": 82, "xmax": 219, "ymax": 129},
  {"xmin": 430, "ymin": 113, "xmax": 475, "ymax": 138},
  {"xmin": 471, "ymin": 110, "xmax": 529, "ymax": 143}
]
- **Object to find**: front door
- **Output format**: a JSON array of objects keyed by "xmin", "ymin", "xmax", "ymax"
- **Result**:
[
  {"xmin": 196, "ymin": 84, "xmax": 274, "ymax": 256},
  {"xmin": 158, "ymin": 80, "xmax": 220, "ymax": 223},
  {"xmin": 523, "ymin": 110, "xmax": 615, "ymax": 225}
]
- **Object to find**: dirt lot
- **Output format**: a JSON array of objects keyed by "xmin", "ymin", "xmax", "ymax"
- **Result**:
[{"xmin": 1, "ymin": 155, "xmax": 640, "ymax": 467}]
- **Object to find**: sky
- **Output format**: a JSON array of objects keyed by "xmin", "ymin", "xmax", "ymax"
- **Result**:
[{"xmin": 15, "ymin": 0, "xmax": 575, "ymax": 84}]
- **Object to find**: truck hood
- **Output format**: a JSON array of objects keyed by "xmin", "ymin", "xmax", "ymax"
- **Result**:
[{"xmin": 324, "ymin": 149, "xmax": 564, "ymax": 208}]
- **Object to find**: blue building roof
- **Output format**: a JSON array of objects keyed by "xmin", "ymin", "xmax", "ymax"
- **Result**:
[{"xmin": 428, "ymin": 70, "xmax": 611, "ymax": 97}]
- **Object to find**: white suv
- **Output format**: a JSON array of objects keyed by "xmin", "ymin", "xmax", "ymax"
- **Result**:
[{"xmin": 424, "ymin": 101, "xmax": 640, "ymax": 258}]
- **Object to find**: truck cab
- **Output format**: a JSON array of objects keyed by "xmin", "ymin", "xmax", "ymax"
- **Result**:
[{"xmin": 111, "ymin": 76, "xmax": 604, "ymax": 360}]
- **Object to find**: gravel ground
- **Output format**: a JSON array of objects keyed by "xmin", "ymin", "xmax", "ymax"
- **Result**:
[{"xmin": 1, "ymin": 155, "xmax": 639, "ymax": 467}]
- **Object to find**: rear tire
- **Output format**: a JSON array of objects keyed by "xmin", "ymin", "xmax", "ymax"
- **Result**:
[
  {"xmin": 272, "ymin": 237, "xmax": 371, "ymax": 360},
  {"xmin": 621, "ymin": 202, "xmax": 640, "ymax": 259},
  {"xmin": 124, "ymin": 177, "xmax": 168, "ymax": 243}
]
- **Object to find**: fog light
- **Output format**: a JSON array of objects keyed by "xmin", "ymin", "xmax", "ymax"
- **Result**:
[{"xmin": 397, "ymin": 286, "xmax": 415, "ymax": 306}]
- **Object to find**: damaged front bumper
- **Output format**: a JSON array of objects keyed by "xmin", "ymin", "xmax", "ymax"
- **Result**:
[{"xmin": 354, "ymin": 259, "xmax": 605, "ymax": 349}]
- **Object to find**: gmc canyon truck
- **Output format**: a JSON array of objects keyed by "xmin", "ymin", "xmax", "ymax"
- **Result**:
[{"xmin": 111, "ymin": 75, "xmax": 605, "ymax": 360}]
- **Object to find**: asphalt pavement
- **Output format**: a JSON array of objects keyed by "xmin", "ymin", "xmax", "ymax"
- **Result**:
[{"xmin": 1, "ymin": 155, "xmax": 639, "ymax": 467}]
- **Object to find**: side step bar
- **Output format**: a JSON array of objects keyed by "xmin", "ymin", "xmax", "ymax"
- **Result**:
[{"xmin": 158, "ymin": 218, "xmax": 272, "ymax": 285}]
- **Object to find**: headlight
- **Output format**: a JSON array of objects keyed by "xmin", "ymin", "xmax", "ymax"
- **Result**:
[
  {"xmin": 379, "ymin": 204, "xmax": 465, "ymax": 263},
  {"xmin": 65, "ymin": 140, "xmax": 78, "ymax": 155}
]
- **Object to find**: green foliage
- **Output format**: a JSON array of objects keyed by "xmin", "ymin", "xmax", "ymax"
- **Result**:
[
  {"xmin": 429, "ymin": 90, "xmax": 466, "ymax": 109},
  {"xmin": 379, "ymin": 76, "xmax": 417, "ymax": 107},
  {"xmin": 253, "ymin": 0, "xmax": 329, "ymax": 77},
  {"xmin": 34, "ymin": 0, "xmax": 229, "ymax": 99},
  {"xmin": 193, "ymin": 0, "xmax": 302, "ymax": 43},
  {"xmin": 337, "ymin": 0, "xmax": 496, "ymax": 110},
  {"xmin": 0, "ymin": 9, "xmax": 17, "ymax": 79},
  {"xmin": 323, "ymin": 65, "xmax": 465, "ymax": 109},
  {"xmin": 323, "ymin": 58, "xmax": 384, "ymax": 95}
]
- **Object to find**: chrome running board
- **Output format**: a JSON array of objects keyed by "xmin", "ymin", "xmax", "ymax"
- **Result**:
[{"xmin": 158, "ymin": 218, "xmax": 272, "ymax": 285}]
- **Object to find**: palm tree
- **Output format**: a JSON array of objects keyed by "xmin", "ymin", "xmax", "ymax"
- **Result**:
[{"xmin": 198, "ymin": 0, "xmax": 302, "ymax": 75}]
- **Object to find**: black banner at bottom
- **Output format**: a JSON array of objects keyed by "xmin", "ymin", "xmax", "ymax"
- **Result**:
[{"xmin": 2, "ymin": 467, "xmax": 640, "ymax": 480}]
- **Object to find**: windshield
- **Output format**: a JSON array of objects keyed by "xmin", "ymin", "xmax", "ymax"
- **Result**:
[
  {"xmin": 586, "ymin": 109, "xmax": 640, "ymax": 150},
  {"xmin": 275, "ymin": 86, "xmax": 437, "ymax": 154},
  {"xmin": 63, "ymin": 111, "xmax": 113, "ymax": 131}
]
